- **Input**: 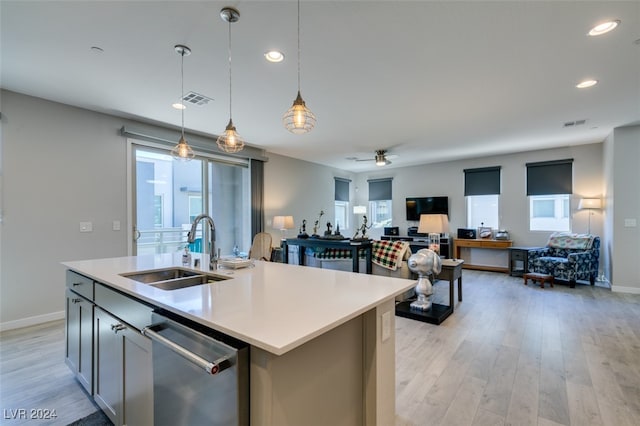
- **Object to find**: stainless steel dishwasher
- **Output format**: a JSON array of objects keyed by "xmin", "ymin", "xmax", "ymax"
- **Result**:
[{"xmin": 142, "ymin": 312, "xmax": 249, "ymax": 425}]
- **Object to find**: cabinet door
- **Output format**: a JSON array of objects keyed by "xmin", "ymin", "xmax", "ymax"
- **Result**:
[
  {"xmin": 122, "ymin": 328, "xmax": 153, "ymax": 426},
  {"xmin": 65, "ymin": 289, "xmax": 80, "ymax": 374},
  {"xmin": 94, "ymin": 307, "xmax": 122, "ymax": 426},
  {"xmin": 77, "ymin": 296, "xmax": 94, "ymax": 393}
]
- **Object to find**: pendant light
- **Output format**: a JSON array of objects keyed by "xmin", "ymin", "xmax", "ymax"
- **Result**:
[
  {"xmin": 283, "ymin": 0, "xmax": 316, "ymax": 134},
  {"xmin": 171, "ymin": 44, "xmax": 195, "ymax": 161},
  {"xmin": 216, "ymin": 7, "xmax": 245, "ymax": 154}
]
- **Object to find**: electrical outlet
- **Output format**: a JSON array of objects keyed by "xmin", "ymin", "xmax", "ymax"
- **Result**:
[
  {"xmin": 624, "ymin": 218, "xmax": 637, "ymax": 228},
  {"xmin": 113, "ymin": 220, "xmax": 121, "ymax": 231},
  {"xmin": 79, "ymin": 222, "xmax": 93, "ymax": 232}
]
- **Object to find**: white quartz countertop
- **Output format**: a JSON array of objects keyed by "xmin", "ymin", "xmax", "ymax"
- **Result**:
[{"xmin": 63, "ymin": 253, "xmax": 415, "ymax": 356}]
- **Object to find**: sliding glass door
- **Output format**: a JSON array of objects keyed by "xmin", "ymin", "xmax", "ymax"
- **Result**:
[{"xmin": 132, "ymin": 144, "xmax": 250, "ymax": 256}]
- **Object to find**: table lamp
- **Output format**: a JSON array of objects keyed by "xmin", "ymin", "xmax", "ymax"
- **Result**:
[
  {"xmin": 273, "ymin": 215, "xmax": 295, "ymax": 240},
  {"xmin": 418, "ymin": 214, "xmax": 450, "ymax": 255}
]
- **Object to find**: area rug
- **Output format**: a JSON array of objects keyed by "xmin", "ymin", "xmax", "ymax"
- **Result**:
[{"xmin": 66, "ymin": 410, "xmax": 112, "ymax": 426}]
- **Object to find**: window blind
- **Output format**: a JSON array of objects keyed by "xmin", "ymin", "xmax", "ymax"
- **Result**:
[
  {"xmin": 368, "ymin": 178, "xmax": 392, "ymax": 201},
  {"xmin": 464, "ymin": 166, "xmax": 501, "ymax": 196},
  {"xmin": 334, "ymin": 177, "xmax": 350, "ymax": 202},
  {"xmin": 526, "ymin": 159, "xmax": 573, "ymax": 195}
]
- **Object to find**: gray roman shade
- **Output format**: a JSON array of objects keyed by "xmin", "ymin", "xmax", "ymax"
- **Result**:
[
  {"xmin": 526, "ymin": 159, "xmax": 573, "ymax": 195},
  {"xmin": 368, "ymin": 178, "xmax": 392, "ymax": 201},
  {"xmin": 334, "ymin": 177, "xmax": 350, "ymax": 202},
  {"xmin": 464, "ymin": 166, "xmax": 501, "ymax": 196}
]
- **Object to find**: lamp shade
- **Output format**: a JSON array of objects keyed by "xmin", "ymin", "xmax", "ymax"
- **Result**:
[
  {"xmin": 418, "ymin": 214, "xmax": 450, "ymax": 234},
  {"xmin": 273, "ymin": 215, "xmax": 295, "ymax": 230},
  {"xmin": 578, "ymin": 198, "xmax": 602, "ymax": 210},
  {"xmin": 353, "ymin": 205, "xmax": 367, "ymax": 214}
]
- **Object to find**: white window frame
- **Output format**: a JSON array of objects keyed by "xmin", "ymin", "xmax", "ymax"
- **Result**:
[
  {"xmin": 334, "ymin": 200, "xmax": 349, "ymax": 231},
  {"xmin": 369, "ymin": 200, "xmax": 392, "ymax": 228}
]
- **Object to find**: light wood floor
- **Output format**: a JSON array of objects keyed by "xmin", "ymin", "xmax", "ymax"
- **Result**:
[{"xmin": 1, "ymin": 270, "xmax": 639, "ymax": 426}]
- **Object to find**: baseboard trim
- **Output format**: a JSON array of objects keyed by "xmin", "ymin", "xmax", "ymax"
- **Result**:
[
  {"xmin": 0, "ymin": 311, "xmax": 65, "ymax": 332},
  {"xmin": 611, "ymin": 285, "xmax": 640, "ymax": 294}
]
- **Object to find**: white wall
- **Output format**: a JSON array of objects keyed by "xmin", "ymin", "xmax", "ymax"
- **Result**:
[
  {"xmin": 1, "ymin": 90, "xmax": 634, "ymax": 329},
  {"xmin": 607, "ymin": 125, "xmax": 640, "ymax": 293},
  {"xmin": 1, "ymin": 91, "xmax": 129, "ymax": 329},
  {"xmin": 353, "ymin": 144, "xmax": 605, "ymax": 247},
  {"xmin": 264, "ymin": 153, "xmax": 355, "ymax": 244}
]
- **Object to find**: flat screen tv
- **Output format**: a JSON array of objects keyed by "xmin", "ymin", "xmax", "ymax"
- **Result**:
[{"xmin": 406, "ymin": 196, "xmax": 449, "ymax": 221}]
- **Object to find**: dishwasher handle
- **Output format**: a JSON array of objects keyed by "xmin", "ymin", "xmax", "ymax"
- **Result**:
[{"xmin": 142, "ymin": 325, "xmax": 232, "ymax": 375}]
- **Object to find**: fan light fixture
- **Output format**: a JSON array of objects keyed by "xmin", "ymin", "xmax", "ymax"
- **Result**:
[
  {"xmin": 375, "ymin": 150, "xmax": 391, "ymax": 166},
  {"xmin": 217, "ymin": 7, "xmax": 245, "ymax": 154},
  {"xmin": 283, "ymin": 0, "xmax": 316, "ymax": 134},
  {"xmin": 171, "ymin": 45, "xmax": 195, "ymax": 161},
  {"xmin": 588, "ymin": 20, "xmax": 620, "ymax": 36}
]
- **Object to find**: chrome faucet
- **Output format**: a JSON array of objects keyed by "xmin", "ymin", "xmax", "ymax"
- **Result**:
[{"xmin": 187, "ymin": 214, "xmax": 218, "ymax": 270}]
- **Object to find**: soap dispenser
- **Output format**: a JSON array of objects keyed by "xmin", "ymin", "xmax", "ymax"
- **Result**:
[{"xmin": 182, "ymin": 246, "xmax": 192, "ymax": 266}]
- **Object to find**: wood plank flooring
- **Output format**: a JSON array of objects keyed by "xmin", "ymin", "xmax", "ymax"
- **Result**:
[{"xmin": 1, "ymin": 270, "xmax": 639, "ymax": 426}]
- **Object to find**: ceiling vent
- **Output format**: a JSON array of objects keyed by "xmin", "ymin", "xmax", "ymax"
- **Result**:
[
  {"xmin": 182, "ymin": 91, "xmax": 213, "ymax": 106},
  {"xmin": 563, "ymin": 119, "xmax": 587, "ymax": 128}
]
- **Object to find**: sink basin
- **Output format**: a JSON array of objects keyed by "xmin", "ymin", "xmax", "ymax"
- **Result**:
[{"xmin": 120, "ymin": 267, "xmax": 229, "ymax": 290}]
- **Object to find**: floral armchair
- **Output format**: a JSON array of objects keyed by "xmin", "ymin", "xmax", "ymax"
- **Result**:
[{"xmin": 527, "ymin": 233, "xmax": 600, "ymax": 288}]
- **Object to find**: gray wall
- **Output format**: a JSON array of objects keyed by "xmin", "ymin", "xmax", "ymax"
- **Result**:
[
  {"xmin": 605, "ymin": 125, "xmax": 640, "ymax": 292},
  {"xmin": 1, "ymin": 90, "xmax": 637, "ymax": 330}
]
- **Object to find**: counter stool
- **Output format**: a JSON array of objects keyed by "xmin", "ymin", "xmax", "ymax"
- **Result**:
[{"xmin": 524, "ymin": 272, "xmax": 554, "ymax": 289}]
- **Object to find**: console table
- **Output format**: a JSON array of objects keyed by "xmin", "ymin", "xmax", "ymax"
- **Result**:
[
  {"xmin": 453, "ymin": 238, "xmax": 513, "ymax": 273},
  {"xmin": 282, "ymin": 238, "xmax": 373, "ymax": 274},
  {"xmin": 395, "ymin": 259, "xmax": 464, "ymax": 325}
]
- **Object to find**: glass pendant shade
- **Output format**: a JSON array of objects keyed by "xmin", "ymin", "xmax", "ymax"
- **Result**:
[
  {"xmin": 216, "ymin": 119, "xmax": 245, "ymax": 153},
  {"xmin": 171, "ymin": 135, "xmax": 195, "ymax": 160},
  {"xmin": 283, "ymin": 91, "xmax": 316, "ymax": 134}
]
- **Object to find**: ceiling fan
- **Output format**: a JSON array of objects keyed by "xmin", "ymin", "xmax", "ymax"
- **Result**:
[{"xmin": 347, "ymin": 149, "xmax": 397, "ymax": 166}]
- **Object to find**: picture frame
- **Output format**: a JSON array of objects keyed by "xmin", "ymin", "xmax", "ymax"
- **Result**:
[{"xmin": 478, "ymin": 227, "xmax": 493, "ymax": 239}]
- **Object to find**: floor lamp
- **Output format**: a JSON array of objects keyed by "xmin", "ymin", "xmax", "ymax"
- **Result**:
[{"xmin": 578, "ymin": 198, "xmax": 601, "ymax": 234}]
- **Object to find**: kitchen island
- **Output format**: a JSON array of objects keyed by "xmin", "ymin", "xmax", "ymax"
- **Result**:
[{"xmin": 63, "ymin": 253, "xmax": 415, "ymax": 426}]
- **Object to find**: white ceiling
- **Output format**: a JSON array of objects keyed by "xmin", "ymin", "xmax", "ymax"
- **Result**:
[{"xmin": 2, "ymin": 1, "xmax": 639, "ymax": 172}]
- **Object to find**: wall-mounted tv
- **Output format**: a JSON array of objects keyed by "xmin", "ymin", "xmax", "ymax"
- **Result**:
[{"xmin": 406, "ymin": 196, "xmax": 449, "ymax": 221}]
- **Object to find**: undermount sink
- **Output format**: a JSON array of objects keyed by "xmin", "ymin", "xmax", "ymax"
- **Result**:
[{"xmin": 120, "ymin": 267, "xmax": 230, "ymax": 290}]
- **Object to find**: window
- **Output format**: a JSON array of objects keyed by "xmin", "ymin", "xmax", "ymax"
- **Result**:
[
  {"xmin": 464, "ymin": 166, "xmax": 501, "ymax": 229},
  {"xmin": 529, "ymin": 195, "xmax": 571, "ymax": 231},
  {"xmin": 188, "ymin": 195, "xmax": 202, "ymax": 223},
  {"xmin": 368, "ymin": 178, "xmax": 392, "ymax": 228},
  {"xmin": 526, "ymin": 159, "xmax": 573, "ymax": 232},
  {"xmin": 467, "ymin": 194, "xmax": 499, "ymax": 229},
  {"xmin": 133, "ymin": 145, "xmax": 250, "ymax": 255},
  {"xmin": 334, "ymin": 178, "xmax": 350, "ymax": 231}
]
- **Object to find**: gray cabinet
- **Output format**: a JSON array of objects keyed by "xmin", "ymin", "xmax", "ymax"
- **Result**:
[
  {"xmin": 94, "ymin": 307, "xmax": 153, "ymax": 426},
  {"xmin": 65, "ymin": 272, "xmax": 94, "ymax": 395},
  {"xmin": 93, "ymin": 287, "xmax": 153, "ymax": 426}
]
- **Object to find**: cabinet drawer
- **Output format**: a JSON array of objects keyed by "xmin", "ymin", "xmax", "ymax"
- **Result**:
[
  {"xmin": 95, "ymin": 283, "xmax": 153, "ymax": 331},
  {"xmin": 482, "ymin": 241, "xmax": 510, "ymax": 248},
  {"xmin": 66, "ymin": 270, "xmax": 94, "ymax": 300},
  {"xmin": 511, "ymin": 250, "xmax": 526, "ymax": 261}
]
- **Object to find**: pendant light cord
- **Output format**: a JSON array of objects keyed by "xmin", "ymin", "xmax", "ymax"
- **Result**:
[
  {"xmin": 228, "ymin": 19, "xmax": 233, "ymax": 121},
  {"xmin": 180, "ymin": 50, "xmax": 185, "ymax": 138},
  {"xmin": 297, "ymin": 0, "xmax": 301, "ymax": 92}
]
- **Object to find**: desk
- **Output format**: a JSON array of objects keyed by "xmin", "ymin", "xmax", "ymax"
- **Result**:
[
  {"xmin": 395, "ymin": 259, "xmax": 464, "ymax": 325},
  {"xmin": 282, "ymin": 238, "xmax": 373, "ymax": 274},
  {"xmin": 453, "ymin": 238, "xmax": 513, "ymax": 273}
]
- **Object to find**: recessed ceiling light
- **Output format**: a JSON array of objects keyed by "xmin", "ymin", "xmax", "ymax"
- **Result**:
[
  {"xmin": 576, "ymin": 79, "xmax": 598, "ymax": 89},
  {"xmin": 264, "ymin": 50, "xmax": 284, "ymax": 63},
  {"xmin": 588, "ymin": 20, "xmax": 620, "ymax": 36},
  {"xmin": 172, "ymin": 102, "xmax": 186, "ymax": 110}
]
